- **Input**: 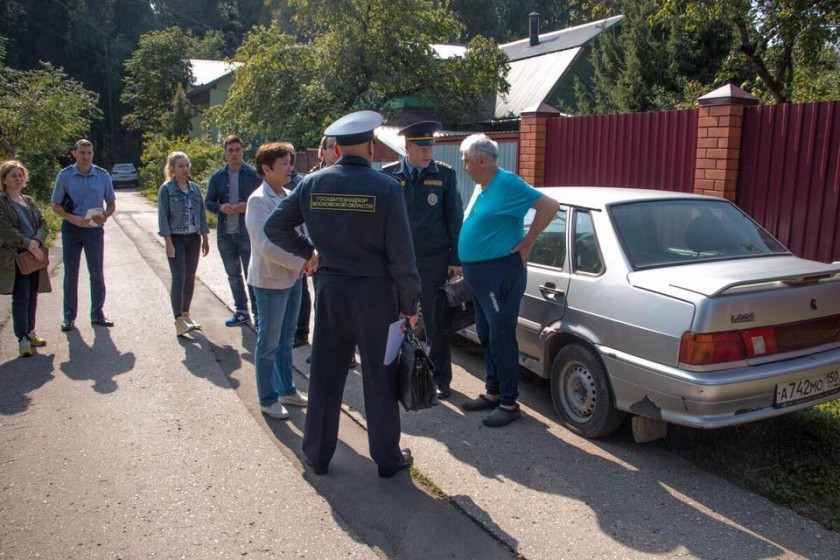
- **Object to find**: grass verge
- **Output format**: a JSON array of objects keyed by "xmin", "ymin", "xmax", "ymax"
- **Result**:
[
  {"xmin": 662, "ymin": 399, "xmax": 840, "ymax": 531},
  {"xmin": 38, "ymin": 200, "xmax": 62, "ymax": 247}
]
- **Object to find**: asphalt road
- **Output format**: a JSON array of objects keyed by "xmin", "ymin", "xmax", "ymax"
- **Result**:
[{"xmin": 1, "ymin": 189, "xmax": 838, "ymax": 559}]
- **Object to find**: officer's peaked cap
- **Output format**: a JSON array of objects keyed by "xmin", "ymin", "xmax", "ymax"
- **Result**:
[
  {"xmin": 324, "ymin": 110, "xmax": 384, "ymax": 146},
  {"xmin": 398, "ymin": 121, "xmax": 442, "ymax": 146}
]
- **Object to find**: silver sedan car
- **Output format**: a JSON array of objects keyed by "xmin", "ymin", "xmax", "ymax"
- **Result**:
[{"xmin": 471, "ymin": 187, "xmax": 840, "ymax": 438}]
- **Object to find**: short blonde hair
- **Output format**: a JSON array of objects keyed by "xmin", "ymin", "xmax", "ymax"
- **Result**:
[
  {"xmin": 0, "ymin": 160, "xmax": 28, "ymax": 191},
  {"xmin": 164, "ymin": 151, "xmax": 190, "ymax": 182}
]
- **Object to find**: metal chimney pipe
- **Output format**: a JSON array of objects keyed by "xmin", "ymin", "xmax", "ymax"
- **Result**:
[{"xmin": 529, "ymin": 11, "xmax": 540, "ymax": 46}]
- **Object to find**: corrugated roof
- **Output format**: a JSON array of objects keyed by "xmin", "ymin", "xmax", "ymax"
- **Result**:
[
  {"xmin": 501, "ymin": 15, "xmax": 623, "ymax": 62},
  {"xmin": 432, "ymin": 44, "xmax": 466, "ymax": 59},
  {"xmin": 374, "ymin": 126, "xmax": 406, "ymax": 157},
  {"xmin": 494, "ymin": 48, "xmax": 579, "ymax": 119},
  {"xmin": 189, "ymin": 59, "xmax": 241, "ymax": 87}
]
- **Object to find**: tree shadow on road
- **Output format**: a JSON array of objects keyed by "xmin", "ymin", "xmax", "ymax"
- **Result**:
[
  {"xmin": 0, "ymin": 352, "xmax": 55, "ymax": 414},
  {"xmin": 60, "ymin": 328, "xmax": 134, "ymax": 393}
]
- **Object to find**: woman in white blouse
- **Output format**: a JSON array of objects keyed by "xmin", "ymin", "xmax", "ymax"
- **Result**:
[{"xmin": 245, "ymin": 142, "xmax": 308, "ymax": 420}]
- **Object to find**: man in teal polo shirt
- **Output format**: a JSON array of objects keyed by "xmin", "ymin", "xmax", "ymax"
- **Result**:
[
  {"xmin": 458, "ymin": 133, "xmax": 559, "ymax": 427},
  {"xmin": 51, "ymin": 139, "xmax": 117, "ymax": 331}
]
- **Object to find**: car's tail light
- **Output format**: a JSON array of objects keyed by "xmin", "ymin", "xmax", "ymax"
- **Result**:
[
  {"xmin": 680, "ymin": 332, "xmax": 746, "ymax": 365},
  {"xmin": 680, "ymin": 314, "xmax": 840, "ymax": 366}
]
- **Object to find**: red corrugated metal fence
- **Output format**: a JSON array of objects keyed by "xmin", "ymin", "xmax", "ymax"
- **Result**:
[
  {"xmin": 738, "ymin": 102, "xmax": 840, "ymax": 263},
  {"xmin": 544, "ymin": 110, "xmax": 697, "ymax": 191}
]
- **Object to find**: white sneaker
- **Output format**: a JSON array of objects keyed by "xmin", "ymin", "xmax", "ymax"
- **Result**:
[
  {"xmin": 260, "ymin": 401, "xmax": 290, "ymax": 419},
  {"xmin": 183, "ymin": 313, "xmax": 201, "ymax": 331},
  {"xmin": 18, "ymin": 338, "xmax": 32, "ymax": 358},
  {"xmin": 279, "ymin": 391, "xmax": 308, "ymax": 407},
  {"xmin": 175, "ymin": 315, "xmax": 190, "ymax": 337}
]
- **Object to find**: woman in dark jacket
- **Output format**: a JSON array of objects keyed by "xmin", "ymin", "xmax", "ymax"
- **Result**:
[
  {"xmin": 157, "ymin": 151, "xmax": 210, "ymax": 336},
  {"xmin": 0, "ymin": 160, "xmax": 51, "ymax": 357}
]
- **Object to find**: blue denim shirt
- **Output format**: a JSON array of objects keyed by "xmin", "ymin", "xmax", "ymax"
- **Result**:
[
  {"xmin": 51, "ymin": 164, "xmax": 116, "ymax": 224},
  {"xmin": 158, "ymin": 180, "xmax": 209, "ymax": 236},
  {"xmin": 205, "ymin": 163, "xmax": 260, "ymax": 236}
]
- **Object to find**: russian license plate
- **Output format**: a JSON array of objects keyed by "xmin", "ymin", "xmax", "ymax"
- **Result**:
[{"xmin": 775, "ymin": 369, "xmax": 840, "ymax": 408}]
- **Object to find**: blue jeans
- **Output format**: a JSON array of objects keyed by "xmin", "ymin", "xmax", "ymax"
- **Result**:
[
  {"xmin": 461, "ymin": 253, "xmax": 527, "ymax": 407},
  {"xmin": 12, "ymin": 267, "xmax": 40, "ymax": 340},
  {"xmin": 61, "ymin": 222, "xmax": 106, "ymax": 322},
  {"xmin": 253, "ymin": 280, "xmax": 303, "ymax": 406},
  {"xmin": 166, "ymin": 234, "xmax": 201, "ymax": 318},
  {"xmin": 218, "ymin": 233, "xmax": 257, "ymax": 317}
]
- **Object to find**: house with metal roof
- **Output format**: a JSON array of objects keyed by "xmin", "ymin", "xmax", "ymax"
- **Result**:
[
  {"xmin": 186, "ymin": 59, "xmax": 242, "ymax": 136},
  {"xmin": 492, "ymin": 14, "xmax": 623, "ymax": 124},
  {"xmin": 185, "ymin": 13, "xmax": 622, "ymax": 135}
]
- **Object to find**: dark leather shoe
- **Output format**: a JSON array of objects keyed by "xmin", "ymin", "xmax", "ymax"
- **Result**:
[
  {"xmin": 378, "ymin": 449, "xmax": 413, "ymax": 478},
  {"xmin": 60, "ymin": 320, "xmax": 74, "ymax": 332},
  {"xmin": 436, "ymin": 385, "xmax": 451, "ymax": 400},
  {"xmin": 304, "ymin": 457, "xmax": 328, "ymax": 475},
  {"xmin": 349, "ymin": 356, "xmax": 358, "ymax": 368},
  {"xmin": 91, "ymin": 318, "xmax": 114, "ymax": 327}
]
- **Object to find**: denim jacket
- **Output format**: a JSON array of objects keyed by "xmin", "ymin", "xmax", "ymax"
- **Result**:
[
  {"xmin": 158, "ymin": 180, "xmax": 209, "ymax": 236},
  {"xmin": 205, "ymin": 163, "xmax": 260, "ymax": 236}
]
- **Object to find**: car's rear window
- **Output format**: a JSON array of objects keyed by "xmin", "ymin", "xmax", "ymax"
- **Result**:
[
  {"xmin": 610, "ymin": 199, "xmax": 788, "ymax": 269},
  {"xmin": 112, "ymin": 164, "xmax": 136, "ymax": 172}
]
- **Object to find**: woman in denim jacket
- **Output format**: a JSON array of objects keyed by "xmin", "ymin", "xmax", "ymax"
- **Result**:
[{"xmin": 158, "ymin": 151, "xmax": 209, "ymax": 336}]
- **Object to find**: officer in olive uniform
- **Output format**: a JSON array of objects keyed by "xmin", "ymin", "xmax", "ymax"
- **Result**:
[
  {"xmin": 264, "ymin": 111, "xmax": 421, "ymax": 478},
  {"xmin": 381, "ymin": 121, "xmax": 463, "ymax": 399}
]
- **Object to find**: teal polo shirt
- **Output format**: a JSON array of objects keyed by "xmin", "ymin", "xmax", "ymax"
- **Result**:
[{"xmin": 458, "ymin": 168, "xmax": 542, "ymax": 263}]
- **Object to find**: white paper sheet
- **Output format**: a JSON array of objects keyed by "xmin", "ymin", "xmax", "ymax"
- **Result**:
[{"xmin": 383, "ymin": 319, "xmax": 405, "ymax": 365}]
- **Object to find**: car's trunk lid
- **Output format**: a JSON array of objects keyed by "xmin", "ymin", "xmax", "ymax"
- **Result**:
[
  {"xmin": 628, "ymin": 256, "xmax": 840, "ymax": 298},
  {"xmin": 628, "ymin": 256, "xmax": 840, "ymax": 335}
]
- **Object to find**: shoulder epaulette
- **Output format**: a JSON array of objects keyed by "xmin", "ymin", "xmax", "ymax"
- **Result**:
[{"xmin": 436, "ymin": 161, "xmax": 453, "ymax": 169}]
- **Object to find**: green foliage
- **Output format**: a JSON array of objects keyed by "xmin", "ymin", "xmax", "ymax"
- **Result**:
[
  {"xmin": 658, "ymin": 0, "xmax": 840, "ymax": 105},
  {"xmin": 579, "ymin": 0, "xmax": 736, "ymax": 114},
  {"xmin": 580, "ymin": 0, "xmax": 839, "ymax": 114},
  {"xmin": 0, "ymin": 46, "xmax": 102, "ymax": 200},
  {"xmin": 0, "ymin": 0, "xmax": 156, "ymax": 165},
  {"xmin": 165, "ymin": 84, "xmax": 194, "ymax": 138},
  {"xmin": 121, "ymin": 27, "xmax": 193, "ymax": 134},
  {"xmin": 37, "ymin": 200, "xmax": 62, "ymax": 248},
  {"xmin": 138, "ymin": 134, "xmax": 223, "ymax": 202},
  {"xmin": 121, "ymin": 26, "xmax": 228, "ymax": 137},
  {"xmin": 206, "ymin": 1, "xmax": 509, "ymax": 148},
  {"xmin": 791, "ymin": 44, "xmax": 840, "ymax": 103}
]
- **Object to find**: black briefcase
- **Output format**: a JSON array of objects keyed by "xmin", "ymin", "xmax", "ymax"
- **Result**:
[
  {"xmin": 397, "ymin": 329, "xmax": 437, "ymax": 411},
  {"xmin": 433, "ymin": 277, "xmax": 475, "ymax": 335}
]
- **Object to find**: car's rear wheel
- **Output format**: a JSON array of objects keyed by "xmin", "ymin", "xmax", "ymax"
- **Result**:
[{"xmin": 550, "ymin": 343, "xmax": 625, "ymax": 438}]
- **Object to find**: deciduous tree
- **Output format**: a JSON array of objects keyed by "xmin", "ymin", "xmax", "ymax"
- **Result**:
[
  {"xmin": 0, "ymin": 40, "xmax": 102, "ymax": 198},
  {"xmin": 206, "ymin": 0, "xmax": 509, "ymax": 148}
]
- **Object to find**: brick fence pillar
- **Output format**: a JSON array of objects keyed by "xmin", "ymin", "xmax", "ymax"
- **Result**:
[
  {"xmin": 694, "ymin": 84, "xmax": 758, "ymax": 200},
  {"xmin": 519, "ymin": 102, "xmax": 561, "ymax": 187}
]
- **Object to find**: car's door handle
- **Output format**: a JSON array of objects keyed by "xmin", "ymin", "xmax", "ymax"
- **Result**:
[{"xmin": 539, "ymin": 283, "xmax": 565, "ymax": 302}]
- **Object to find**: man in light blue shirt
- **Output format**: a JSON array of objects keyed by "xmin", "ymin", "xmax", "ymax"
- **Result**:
[
  {"xmin": 50, "ymin": 139, "xmax": 117, "ymax": 331},
  {"xmin": 458, "ymin": 133, "xmax": 559, "ymax": 427}
]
